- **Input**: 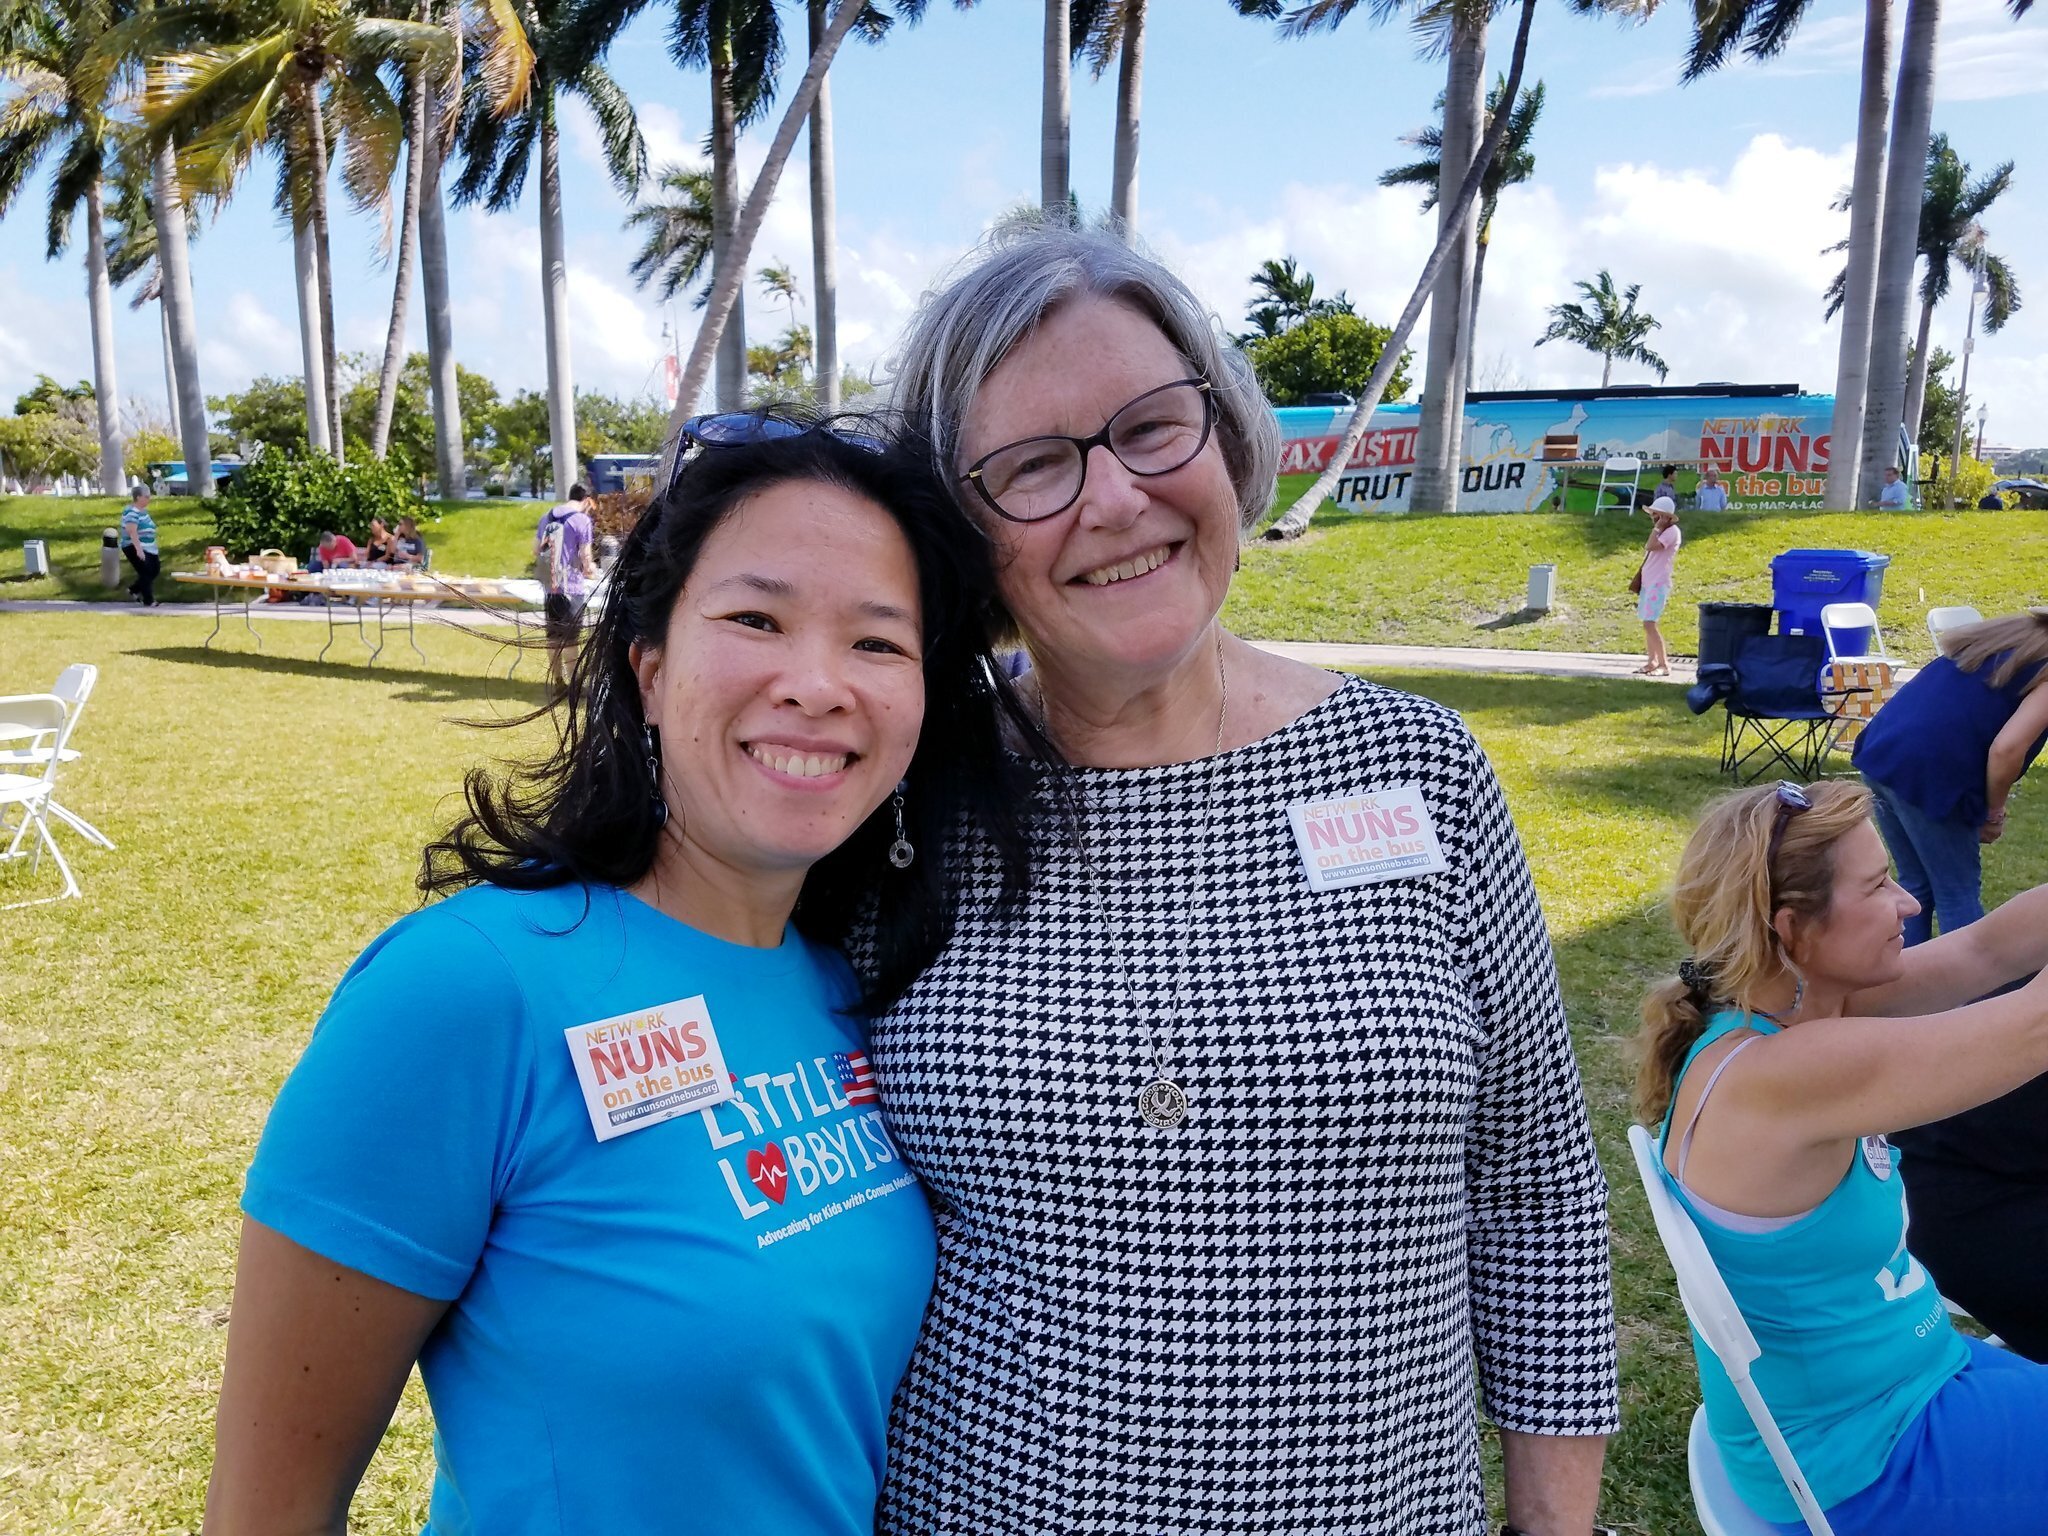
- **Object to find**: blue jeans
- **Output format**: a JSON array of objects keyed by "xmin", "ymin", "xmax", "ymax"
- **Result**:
[
  {"xmin": 1863, "ymin": 776, "xmax": 1983, "ymax": 946},
  {"xmin": 1771, "ymin": 1338, "xmax": 2048, "ymax": 1534}
]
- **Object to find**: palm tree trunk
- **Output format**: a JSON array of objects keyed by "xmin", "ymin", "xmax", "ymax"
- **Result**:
[
  {"xmin": 1042, "ymin": 0, "xmax": 1071, "ymax": 216},
  {"xmin": 304, "ymin": 84, "xmax": 345, "ymax": 460},
  {"xmin": 1858, "ymin": 0, "xmax": 1940, "ymax": 501},
  {"xmin": 808, "ymin": 0, "xmax": 840, "ymax": 413},
  {"xmin": 294, "ymin": 219, "xmax": 332, "ymax": 451},
  {"xmin": 372, "ymin": 55, "xmax": 429, "ymax": 459},
  {"xmin": 151, "ymin": 140, "xmax": 212, "ymax": 497},
  {"xmin": 1266, "ymin": 0, "xmax": 1536, "ymax": 539},
  {"xmin": 1413, "ymin": 14, "xmax": 1484, "ymax": 514},
  {"xmin": 421, "ymin": 0, "xmax": 465, "ymax": 496},
  {"xmin": 1601, "ymin": 353, "xmax": 1613, "ymax": 389},
  {"xmin": 538, "ymin": 100, "xmax": 578, "ymax": 501},
  {"xmin": 1901, "ymin": 291, "xmax": 1935, "ymax": 442},
  {"xmin": 710, "ymin": 45, "xmax": 748, "ymax": 411},
  {"xmin": 665, "ymin": 0, "xmax": 871, "ymax": 445},
  {"xmin": 83, "ymin": 180, "xmax": 126, "ymax": 494},
  {"xmin": 1463, "ymin": 223, "xmax": 1491, "ymax": 391},
  {"xmin": 1824, "ymin": 0, "xmax": 1893, "ymax": 510},
  {"xmin": 159, "ymin": 297, "xmax": 180, "ymax": 431},
  {"xmin": 1110, "ymin": 0, "xmax": 1145, "ymax": 235},
  {"xmin": 419, "ymin": 122, "xmax": 463, "ymax": 492}
]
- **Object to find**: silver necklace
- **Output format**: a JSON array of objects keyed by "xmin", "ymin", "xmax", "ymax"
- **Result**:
[{"xmin": 1047, "ymin": 631, "xmax": 1228, "ymax": 1131}]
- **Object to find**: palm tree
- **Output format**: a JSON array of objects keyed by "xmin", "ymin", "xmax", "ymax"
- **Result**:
[
  {"xmin": 807, "ymin": 0, "xmax": 840, "ymax": 410},
  {"xmin": 1241, "ymin": 256, "xmax": 1335, "ymax": 337},
  {"xmin": 1041, "ymin": 0, "xmax": 1069, "ymax": 215},
  {"xmin": 455, "ymin": 0, "xmax": 642, "ymax": 498},
  {"xmin": 0, "ymin": 0, "xmax": 127, "ymax": 492},
  {"xmin": 100, "ymin": 140, "xmax": 182, "ymax": 426},
  {"xmin": 758, "ymin": 258, "xmax": 801, "ymax": 336},
  {"xmin": 1380, "ymin": 72, "xmax": 1544, "ymax": 390},
  {"xmin": 625, "ymin": 162, "xmax": 714, "ymax": 301},
  {"xmin": 1247, "ymin": 0, "xmax": 1536, "ymax": 538},
  {"xmin": 1899, "ymin": 135, "xmax": 2015, "ymax": 440},
  {"xmin": 115, "ymin": 0, "xmax": 452, "ymax": 460},
  {"xmin": 1073, "ymin": 0, "xmax": 1145, "ymax": 234},
  {"xmin": 1259, "ymin": 0, "xmax": 1497, "ymax": 514},
  {"xmin": 1536, "ymin": 271, "xmax": 1668, "ymax": 386},
  {"xmin": 1857, "ymin": 0, "xmax": 1940, "ymax": 501}
]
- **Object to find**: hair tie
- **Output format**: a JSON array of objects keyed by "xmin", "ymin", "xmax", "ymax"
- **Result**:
[{"xmin": 1677, "ymin": 958, "xmax": 1712, "ymax": 997}]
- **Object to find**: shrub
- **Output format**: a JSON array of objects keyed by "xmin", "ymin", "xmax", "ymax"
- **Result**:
[{"xmin": 211, "ymin": 449, "xmax": 424, "ymax": 561}]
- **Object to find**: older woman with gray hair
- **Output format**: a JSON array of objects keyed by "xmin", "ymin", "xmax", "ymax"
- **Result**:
[{"xmin": 871, "ymin": 223, "xmax": 1620, "ymax": 1536}]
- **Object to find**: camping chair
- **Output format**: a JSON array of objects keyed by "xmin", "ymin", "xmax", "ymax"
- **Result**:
[
  {"xmin": 1717, "ymin": 633, "xmax": 1862, "ymax": 783},
  {"xmin": 1817, "ymin": 603, "xmax": 1896, "ymax": 751},
  {"xmin": 1926, "ymin": 605, "xmax": 1983, "ymax": 655},
  {"xmin": 0, "ymin": 664, "xmax": 113, "ymax": 851},
  {"xmin": 0, "ymin": 694, "xmax": 83, "ymax": 909},
  {"xmin": 1626, "ymin": 1126, "xmax": 1836, "ymax": 1536},
  {"xmin": 1595, "ymin": 456, "xmax": 1646, "ymax": 514}
]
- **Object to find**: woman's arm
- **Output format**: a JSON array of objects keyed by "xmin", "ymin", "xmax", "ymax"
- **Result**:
[
  {"xmin": 1717, "ymin": 967, "xmax": 2048, "ymax": 1152},
  {"xmin": 1850, "ymin": 882, "xmax": 2048, "ymax": 1016},
  {"xmin": 1984, "ymin": 680, "xmax": 2048, "ymax": 836},
  {"xmin": 203, "ymin": 1219, "xmax": 447, "ymax": 1536}
]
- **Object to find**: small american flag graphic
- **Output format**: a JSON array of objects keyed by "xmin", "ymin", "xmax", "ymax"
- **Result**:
[{"xmin": 833, "ymin": 1050, "xmax": 879, "ymax": 1106}]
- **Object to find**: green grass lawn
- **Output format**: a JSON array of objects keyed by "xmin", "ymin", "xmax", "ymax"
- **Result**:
[
  {"xmin": 4, "ymin": 608, "xmax": 2043, "ymax": 1532},
  {"xmin": 9, "ymin": 485, "xmax": 2042, "ymax": 666},
  {"xmin": 1231, "ymin": 474, "xmax": 2048, "ymax": 663}
]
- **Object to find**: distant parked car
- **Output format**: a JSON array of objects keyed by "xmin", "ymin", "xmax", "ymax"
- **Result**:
[
  {"xmin": 1987, "ymin": 477, "xmax": 2048, "ymax": 509},
  {"xmin": 146, "ymin": 460, "xmax": 242, "ymax": 495}
]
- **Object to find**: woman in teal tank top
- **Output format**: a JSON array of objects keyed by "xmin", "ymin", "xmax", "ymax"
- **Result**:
[{"xmin": 1636, "ymin": 779, "xmax": 2048, "ymax": 1533}]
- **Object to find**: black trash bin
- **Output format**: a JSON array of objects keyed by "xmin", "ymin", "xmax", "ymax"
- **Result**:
[{"xmin": 1697, "ymin": 602, "xmax": 1774, "ymax": 669}]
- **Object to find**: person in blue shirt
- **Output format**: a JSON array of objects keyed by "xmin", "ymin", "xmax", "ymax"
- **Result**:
[
  {"xmin": 1877, "ymin": 464, "xmax": 1911, "ymax": 508},
  {"xmin": 120, "ymin": 484, "xmax": 160, "ymax": 605},
  {"xmin": 203, "ymin": 418, "xmax": 1047, "ymax": 1536},
  {"xmin": 1693, "ymin": 464, "xmax": 1730, "ymax": 511},
  {"xmin": 1637, "ymin": 779, "xmax": 2048, "ymax": 1533}
]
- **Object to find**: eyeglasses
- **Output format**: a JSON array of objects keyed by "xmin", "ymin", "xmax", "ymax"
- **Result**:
[
  {"xmin": 959, "ymin": 378, "xmax": 1214, "ymax": 523},
  {"xmin": 1763, "ymin": 780, "xmax": 1812, "ymax": 871}
]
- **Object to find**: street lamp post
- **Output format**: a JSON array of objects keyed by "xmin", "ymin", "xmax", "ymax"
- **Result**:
[
  {"xmin": 1949, "ymin": 264, "xmax": 1989, "ymax": 508},
  {"xmin": 1975, "ymin": 403, "xmax": 1989, "ymax": 461}
]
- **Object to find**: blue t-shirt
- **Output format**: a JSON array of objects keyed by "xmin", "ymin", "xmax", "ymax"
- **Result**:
[
  {"xmin": 1877, "ymin": 478, "xmax": 1910, "ymax": 508},
  {"xmin": 1694, "ymin": 483, "xmax": 1730, "ymax": 511},
  {"xmin": 245, "ymin": 883, "xmax": 936, "ymax": 1536},
  {"xmin": 1658, "ymin": 1011, "xmax": 1968, "ymax": 1520},
  {"xmin": 121, "ymin": 504, "xmax": 158, "ymax": 554},
  {"xmin": 1854, "ymin": 653, "xmax": 2048, "ymax": 825}
]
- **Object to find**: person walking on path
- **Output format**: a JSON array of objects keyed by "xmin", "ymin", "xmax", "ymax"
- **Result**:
[
  {"xmin": 121, "ymin": 485, "xmax": 161, "ymax": 606},
  {"xmin": 1636, "ymin": 497, "xmax": 1681, "ymax": 675},
  {"xmin": 537, "ymin": 485, "xmax": 597, "ymax": 690}
]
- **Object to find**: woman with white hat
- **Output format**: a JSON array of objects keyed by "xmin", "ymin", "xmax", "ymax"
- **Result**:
[{"xmin": 1636, "ymin": 497, "xmax": 1681, "ymax": 675}]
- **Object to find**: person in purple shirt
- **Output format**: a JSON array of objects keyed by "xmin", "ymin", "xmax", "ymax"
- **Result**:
[{"xmin": 537, "ymin": 484, "xmax": 597, "ymax": 688}]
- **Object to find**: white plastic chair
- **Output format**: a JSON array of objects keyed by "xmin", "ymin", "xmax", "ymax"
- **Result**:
[
  {"xmin": 0, "ymin": 694, "xmax": 82, "ymax": 909},
  {"xmin": 1626, "ymin": 1125, "xmax": 1836, "ymax": 1536},
  {"xmin": 1595, "ymin": 456, "xmax": 1646, "ymax": 514},
  {"xmin": 0, "ymin": 664, "xmax": 113, "ymax": 850},
  {"xmin": 1926, "ymin": 606, "xmax": 1983, "ymax": 655},
  {"xmin": 1817, "ymin": 603, "xmax": 1888, "ymax": 664}
]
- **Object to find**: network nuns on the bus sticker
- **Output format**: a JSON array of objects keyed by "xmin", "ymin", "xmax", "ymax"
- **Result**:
[
  {"xmin": 564, "ymin": 995, "xmax": 734, "ymax": 1143},
  {"xmin": 1861, "ymin": 1135, "xmax": 1895, "ymax": 1181},
  {"xmin": 1286, "ymin": 783, "xmax": 1450, "ymax": 893}
]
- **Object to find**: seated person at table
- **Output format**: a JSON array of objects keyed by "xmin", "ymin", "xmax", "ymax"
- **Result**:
[
  {"xmin": 393, "ymin": 515, "xmax": 428, "ymax": 568},
  {"xmin": 309, "ymin": 530, "xmax": 359, "ymax": 573},
  {"xmin": 364, "ymin": 518, "xmax": 399, "ymax": 564},
  {"xmin": 1638, "ymin": 779, "xmax": 2048, "ymax": 1534}
]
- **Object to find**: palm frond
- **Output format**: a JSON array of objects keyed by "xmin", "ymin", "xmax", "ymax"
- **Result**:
[
  {"xmin": 1980, "ymin": 252, "xmax": 2019, "ymax": 334},
  {"xmin": 43, "ymin": 124, "xmax": 101, "ymax": 256},
  {"xmin": 471, "ymin": 0, "xmax": 535, "ymax": 116},
  {"xmin": 569, "ymin": 58, "xmax": 644, "ymax": 194},
  {"xmin": 326, "ymin": 61, "xmax": 404, "ymax": 212}
]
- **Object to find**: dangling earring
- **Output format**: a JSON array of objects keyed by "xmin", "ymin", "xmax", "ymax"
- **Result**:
[
  {"xmin": 643, "ymin": 723, "xmax": 669, "ymax": 829},
  {"xmin": 887, "ymin": 781, "xmax": 915, "ymax": 869},
  {"xmin": 1787, "ymin": 968, "xmax": 1805, "ymax": 1019}
]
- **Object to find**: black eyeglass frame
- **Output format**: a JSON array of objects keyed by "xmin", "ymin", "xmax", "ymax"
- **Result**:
[
  {"xmin": 1763, "ymin": 779, "xmax": 1813, "ymax": 875},
  {"xmin": 958, "ymin": 378, "xmax": 1215, "ymax": 524}
]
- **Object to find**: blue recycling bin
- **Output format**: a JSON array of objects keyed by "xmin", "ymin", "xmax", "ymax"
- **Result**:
[{"xmin": 1770, "ymin": 548, "xmax": 1891, "ymax": 655}]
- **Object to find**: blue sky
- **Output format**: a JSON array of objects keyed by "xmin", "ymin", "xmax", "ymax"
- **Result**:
[{"xmin": 3, "ymin": 0, "xmax": 2044, "ymax": 445}]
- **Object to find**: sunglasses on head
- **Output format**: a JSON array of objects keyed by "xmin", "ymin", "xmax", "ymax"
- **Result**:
[
  {"xmin": 1764, "ymin": 779, "xmax": 1812, "ymax": 872},
  {"xmin": 678, "ymin": 412, "xmax": 886, "ymax": 454}
]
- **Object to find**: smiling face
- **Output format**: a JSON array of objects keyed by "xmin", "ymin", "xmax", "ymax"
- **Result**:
[
  {"xmin": 1783, "ymin": 819, "xmax": 1919, "ymax": 989},
  {"xmin": 959, "ymin": 295, "xmax": 1240, "ymax": 689},
  {"xmin": 631, "ymin": 477, "xmax": 926, "ymax": 889}
]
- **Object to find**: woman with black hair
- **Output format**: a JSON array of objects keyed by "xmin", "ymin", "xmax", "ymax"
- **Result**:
[{"xmin": 202, "ymin": 419, "xmax": 1040, "ymax": 1536}]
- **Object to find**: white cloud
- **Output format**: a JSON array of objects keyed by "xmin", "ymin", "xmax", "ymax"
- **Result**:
[
  {"xmin": 1935, "ymin": 0, "xmax": 2048, "ymax": 100},
  {"xmin": 199, "ymin": 290, "xmax": 301, "ymax": 382}
]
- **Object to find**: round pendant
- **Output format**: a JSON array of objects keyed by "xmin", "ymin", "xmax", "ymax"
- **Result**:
[
  {"xmin": 887, "ymin": 837, "xmax": 915, "ymax": 870},
  {"xmin": 1137, "ymin": 1078, "xmax": 1188, "ymax": 1129}
]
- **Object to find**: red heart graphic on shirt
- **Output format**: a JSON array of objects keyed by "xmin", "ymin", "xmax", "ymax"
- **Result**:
[{"xmin": 747, "ymin": 1144, "xmax": 789, "ymax": 1204}]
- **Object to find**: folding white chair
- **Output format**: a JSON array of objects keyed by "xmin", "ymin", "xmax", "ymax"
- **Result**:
[
  {"xmin": 1626, "ymin": 1125, "xmax": 1836, "ymax": 1536},
  {"xmin": 1815, "ymin": 604, "xmax": 1896, "ymax": 754},
  {"xmin": 1595, "ymin": 456, "xmax": 1646, "ymax": 514},
  {"xmin": 0, "ymin": 694, "xmax": 83, "ymax": 909},
  {"xmin": 1926, "ymin": 606, "xmax": 1983, "ymax": 655},
  {"xmin": 0, "ymin": 664, "xmax": 113, "ymax": 851}
]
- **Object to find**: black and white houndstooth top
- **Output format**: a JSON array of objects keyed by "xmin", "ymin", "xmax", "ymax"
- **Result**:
[{"xmin": 870, "ymin": 676, "xmax": 1620, "ymax": 1536}]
